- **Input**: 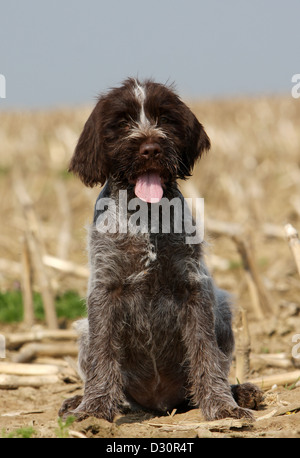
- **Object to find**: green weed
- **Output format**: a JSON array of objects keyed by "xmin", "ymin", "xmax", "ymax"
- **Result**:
[
  {"xmin": 284, "ymin": 377, "xmax": 300, "ymax": 391},
  {"xmin": 1, "ymin": 426, "xmax": 36, "ymax": 438},
  {"xmin": 0, "ymin": 290, "xmax": 85, "ymax": 322},
  {"xmin": 55, "ymin": 415, "xmax": 75, "ymax": 438}
]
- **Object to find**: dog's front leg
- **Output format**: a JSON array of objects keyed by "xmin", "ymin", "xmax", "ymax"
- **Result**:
[
  {"xmin": 71, "ymin": 289, "xmax": 125, "ymax": 422},
  {"xmin": 182, "ymin": 285, "xmax": 253, "ymax": 421}
]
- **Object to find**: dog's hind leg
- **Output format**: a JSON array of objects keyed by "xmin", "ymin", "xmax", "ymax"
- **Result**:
[
  {"xmin": 181, "ymin": 278, "xmax": 254, "ymax": 421},
  {"xmin": 214, "ymin": 289, "xmax": 263, "ymax": 410}
]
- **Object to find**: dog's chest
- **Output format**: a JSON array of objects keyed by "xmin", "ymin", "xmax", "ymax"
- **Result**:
[{"xmin": 89, "ymin": 224, "xmax": 199, "ymax": 289}]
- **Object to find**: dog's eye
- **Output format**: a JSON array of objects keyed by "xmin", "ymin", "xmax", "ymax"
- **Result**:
[
  {"xmin": 118, "ymin": 120, "xmax": 130, "ymax": 130},
  {"xmin": 159, "ymin": 116, "xmax": 170, "ymax": 124}
]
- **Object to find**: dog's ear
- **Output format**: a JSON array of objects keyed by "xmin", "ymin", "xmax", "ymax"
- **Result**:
[
  {"xmin": 68, "ymin": 98, "xmax": 109, "ymax": 187},
  {"xmin": 179, "ymin": 109, "xmax": 210, "ymax": 178}
]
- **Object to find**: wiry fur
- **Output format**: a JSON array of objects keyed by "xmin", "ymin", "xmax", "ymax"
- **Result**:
[{"xmin": 59, "ymin": 78, "xmax": 262, "ymax": 421}]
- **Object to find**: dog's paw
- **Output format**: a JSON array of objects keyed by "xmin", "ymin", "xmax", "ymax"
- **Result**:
[
  {"xmin": 219, "ymin": 405, "xmax": 254, "ymax": 420},
  {"xmin": 58, "ymin": 395, "xmax": 83, "ymax": 419},
  {"xmin": 209, "ymin": 404, "xmax": 254, "ymax": 421},
  {"xmin": 231, "ymin": 383, "xmax": 263, "ymax": 410},
  {"xmin": 202, "ymin": 397, "xmax": 255, "ymax": 422},
  {"xmin": 62, "ymin": 396, "xmax": 119, "ymax": 422}
]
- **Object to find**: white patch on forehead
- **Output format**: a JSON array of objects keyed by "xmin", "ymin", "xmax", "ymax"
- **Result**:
[
  {"xmin": 134, "ymin": 81, "xmax": 146, "ymax": 105},
  {"xmin": 133, "ymin": 81, "xmax": 150, "ymax": 128},
  {"xmin": 128, "ymin": 80, "xmax": 167, "ymax": 141}
]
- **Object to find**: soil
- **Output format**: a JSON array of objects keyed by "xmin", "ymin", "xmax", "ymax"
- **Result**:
[
  {"xmin": 1, "ymin": 375, "xmax": 300, "ymax": 438},
  {"xmin": 1, "ymin": 315, "xmax": 300, "ymax": 439}
]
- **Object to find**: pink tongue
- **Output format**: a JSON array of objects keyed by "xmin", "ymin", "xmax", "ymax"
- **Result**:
[{"xmin": 134, "ymin": 173, "xmax": 163, "ymax": 203}]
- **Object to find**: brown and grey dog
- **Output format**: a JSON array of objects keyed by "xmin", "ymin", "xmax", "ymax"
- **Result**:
[{"xmin": 59, "ymin": 78, "xmax": 262, "ymax": 422}]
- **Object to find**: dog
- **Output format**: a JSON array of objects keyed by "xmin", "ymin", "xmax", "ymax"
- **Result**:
[{"xmin": 59, "ymin": 78, "xmax": 262, "ymax": 422}]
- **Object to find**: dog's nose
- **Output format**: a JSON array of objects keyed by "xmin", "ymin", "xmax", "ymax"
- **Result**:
[{"xmin": 139, "ymin": 142, "xmax": 161, "ymax": 158}]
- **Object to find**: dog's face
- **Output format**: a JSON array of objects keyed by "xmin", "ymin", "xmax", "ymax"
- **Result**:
[{"xmin": 69, "ymin": 78, "xmax": 210, "ymax": 202}]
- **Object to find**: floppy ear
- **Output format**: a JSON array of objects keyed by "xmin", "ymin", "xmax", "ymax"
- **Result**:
[
  {"xmin": 68, "ymin": 99, "xmax": 109, "ymax": 187},
  {"xmin": 179, "ymin": 109, "xmax": 210, "ymax": 178}
]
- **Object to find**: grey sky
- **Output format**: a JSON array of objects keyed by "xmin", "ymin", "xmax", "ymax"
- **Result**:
[{"xmin": 0, "ymin": 0, "xmax": 299, "ymax": 109}]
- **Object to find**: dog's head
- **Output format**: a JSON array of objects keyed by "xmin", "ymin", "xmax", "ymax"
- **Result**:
[{"xmin": 69, "ymin": 78, "xmax": 210, "ymax": 202}]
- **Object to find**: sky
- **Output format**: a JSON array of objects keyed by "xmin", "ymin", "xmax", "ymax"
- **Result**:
[{"xmin": 0, "ymin": 0, "xmax": 300, "ymax": 109}]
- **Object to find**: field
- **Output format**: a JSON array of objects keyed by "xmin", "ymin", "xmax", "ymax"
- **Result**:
[{"xmin": 1, "ymin": 94, "xmax": 300, "ymax": 438}]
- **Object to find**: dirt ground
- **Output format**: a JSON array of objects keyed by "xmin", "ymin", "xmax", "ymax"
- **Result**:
[
  {"xmin": 0, "ymin": 371, "xmax": 300, "ymax": 439},
  {"xmin": 1, "ymin": 311, "xmax": 300, "ymax": 439}
]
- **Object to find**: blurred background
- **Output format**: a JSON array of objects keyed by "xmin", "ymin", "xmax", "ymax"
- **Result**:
[
  {"xmin": 0, "ymin": 0, "xmax": 300, "ymax": 355},
  {"xmin": 1, "ymin": 0, "xmax": 300, "ymax": 108}
]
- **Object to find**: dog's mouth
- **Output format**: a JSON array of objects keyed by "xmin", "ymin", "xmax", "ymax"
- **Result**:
[{"xmin": 134, "ymin": 172, "xmax": 164, "ymax": 203}]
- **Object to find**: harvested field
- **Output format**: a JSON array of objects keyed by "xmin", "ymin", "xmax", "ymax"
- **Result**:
[{"xmin": 1, "ymin": 94, "xmax": 300, "ymax": 438}]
